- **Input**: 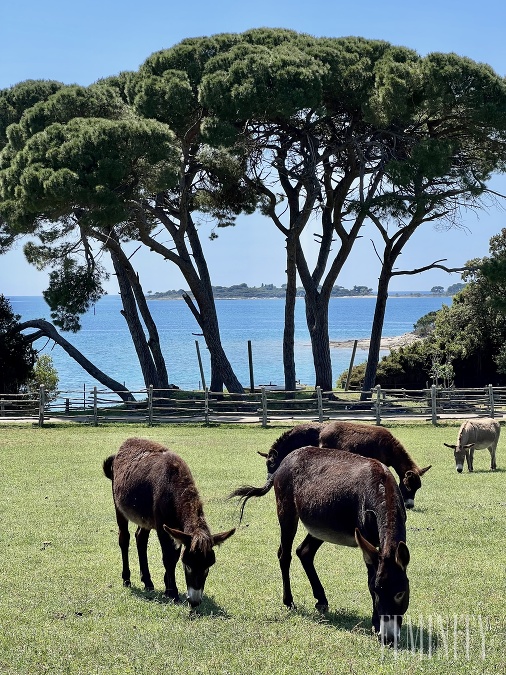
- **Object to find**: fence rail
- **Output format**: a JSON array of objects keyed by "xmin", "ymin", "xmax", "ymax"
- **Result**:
[{"xmin": 2, "ymin": 384, "xmax": 506, "ymax": 427}]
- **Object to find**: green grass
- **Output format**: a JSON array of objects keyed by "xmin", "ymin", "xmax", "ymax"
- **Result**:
[{"xmin": 0, "ymin": 422, "xmax": 504, "ymax": 674}]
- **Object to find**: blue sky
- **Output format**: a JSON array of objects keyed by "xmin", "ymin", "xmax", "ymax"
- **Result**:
[{"xmin": 1, "ymin": 0, "xmax": 506, "ymax": 295}]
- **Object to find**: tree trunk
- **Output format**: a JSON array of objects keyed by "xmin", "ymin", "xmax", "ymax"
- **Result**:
[
  {"xmin": 283, "ymin": 237, "xmax": 297, "ymax": 391},
  {"xmin": 304, "ymin": 290, "xmax": 333, "ymax": 392},
  {"xmin": 17, "ymin": 319, "xmax": 136, "ymax": 401},
  {"xmin": 361, "ymin": 268, "xmax": 392, "ymax": 399},
  {"xmin": 182, "ymin": 290, "xmax": 243, "ymax": 394},
  {"xmin": 111, "ymin": 252, "xmax": 166, "ymax": 390}
]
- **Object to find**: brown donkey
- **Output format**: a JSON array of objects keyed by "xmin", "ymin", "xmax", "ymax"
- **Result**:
[
  {"xmin": 231, "ymin": 446, "xmax": 410, "ymax": 645},
  {"xmin": 259, "ymin": 421, "xmax": 431, "ymax": 509},
  {"xmin": 103, "ymin": 437, "xmax": 235, "ymax": 607}
]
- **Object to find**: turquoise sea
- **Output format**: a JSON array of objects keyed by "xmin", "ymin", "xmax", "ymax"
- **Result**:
[{"xmin": 9, "ymin": 294, "xmax": 449, "ymax": 392}]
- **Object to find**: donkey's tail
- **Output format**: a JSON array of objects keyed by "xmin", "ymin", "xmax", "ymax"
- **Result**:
[
  {"xmin": 228, "ymin": 475, "xmax": 275, "ymax": 523},
  {"xmin": 103, "ymin": 454, "xmax": 115, "ymax": 480}
]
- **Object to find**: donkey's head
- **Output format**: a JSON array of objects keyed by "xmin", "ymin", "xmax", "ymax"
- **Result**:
[
  {"xmin": 444, "ymin": 442, "xmax": 475, "ymax": 473},
  {"xmin": 400, "ymin": 465, "xmax": 432, "ymax": 509},
  {"xmin": 163, "ymin": 525, "xmax": 235, "ymax": 607},
  {"xmin": 355, "ymin": 528, "xmax": 410, "ymax": 646}
]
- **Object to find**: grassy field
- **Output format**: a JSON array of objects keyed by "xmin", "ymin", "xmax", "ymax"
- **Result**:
[{"xmin": 0, "ymin": 421, "xmax": 504, "ymax": 674}]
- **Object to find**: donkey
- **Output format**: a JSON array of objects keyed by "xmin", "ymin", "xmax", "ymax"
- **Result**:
[
  {"xmin": 259, "ymin": 422, "xmax": 431, "ymax": 509},
  {"xmin": 103, "ymin": 437, "xmax": 235, "ymax": 607},
  {"xmin": 231, "ymin": 446, "xmax": 410, "ymax": 645},
  {"xmin": 444, "ymin": 418, "xmax": 500, "ymax": 472}
]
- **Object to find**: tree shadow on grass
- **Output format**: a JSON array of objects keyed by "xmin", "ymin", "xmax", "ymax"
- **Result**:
[{"xmin": 128, "ymin": 585, "xmax": 229, "ymax": 618}]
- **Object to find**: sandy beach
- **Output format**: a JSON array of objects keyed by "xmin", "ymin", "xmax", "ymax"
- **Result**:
[{"xmin": 330, "ymin": 332, "xmax": 421, "ymax": 350}]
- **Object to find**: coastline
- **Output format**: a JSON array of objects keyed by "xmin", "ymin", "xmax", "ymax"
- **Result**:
[{"xmin": 330, "ymin": 332, "xmax": 422, "ymax": 350}]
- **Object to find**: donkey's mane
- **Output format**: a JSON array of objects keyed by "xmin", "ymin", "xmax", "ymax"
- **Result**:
[{"xmin": 189, "ymin": 529, "xmax": 213, "ymax": 554}]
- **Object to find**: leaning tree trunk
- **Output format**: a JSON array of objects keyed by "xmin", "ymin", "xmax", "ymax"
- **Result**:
[{"xmin": 16, "ymin": 319, "xmax": 136, "ymax": 401}]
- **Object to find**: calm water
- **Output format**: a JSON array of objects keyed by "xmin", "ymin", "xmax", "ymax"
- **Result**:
[{"xmin": 9, "ymin": 295, "xmax": 449, "ymax": 392}]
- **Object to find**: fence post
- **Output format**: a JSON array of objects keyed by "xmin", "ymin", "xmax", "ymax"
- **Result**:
[
  {"xmin": 488, "ymin": 384, "xmax": 495, "ymax": 418},
  {"xmin": 93, "ymin": 387, "xmax": 98, "ymax": 427},
  {"xmin": 148, "ymin": 385, "xmax": 153, "ymax": 426},
  {"xmin": 204, "ymin": 387, "xmax": 209, "ymax": 426},
  {"xmin": 261, "ymin": 387, "xmax": 267, "ymax": 427},
  {"xmin": 248, "ymin": 340, "xmax": 255, "ymax": 393},
  {"xmin": 38, "ymin": 385, "xmax": 45, "ymax": 427},
  {"xmin": 316, "ymin": 386, "xmax": 323, "ymax": 422},
  {"xmin": 431, "ymin": 385, "xmax": 437, "ymax": 425},
  {"xmin": 195, "ymin": 341, "xmax": 206, "ymax": 391},
  {"xmin": 375, "ymin": 385, "xmax": 381, "ymax": 425}
]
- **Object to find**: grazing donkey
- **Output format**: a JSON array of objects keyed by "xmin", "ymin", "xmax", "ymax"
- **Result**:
[
  {"xmin": 259, "ymin": 421, "xmax": 431, "ymax": 509},
  {"xmin": 231, "ymin": 446, "xmax": 410, "ymax": 645},
  {"xmin": 103, "ymin": 437, "xmax": 235, "ymax": 607},
  {"xmin": 444, "ymin": 418, "xmax": 500, "ymax": 472}
]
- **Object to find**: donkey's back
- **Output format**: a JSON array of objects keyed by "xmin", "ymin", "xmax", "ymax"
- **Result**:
[
  {"xmin": 105, "ymin": 437, "xmax": 201, "ymax": 531},
  {"xmin": 104, "ymin": 437, "xmax": 234, "ymax": 606}
]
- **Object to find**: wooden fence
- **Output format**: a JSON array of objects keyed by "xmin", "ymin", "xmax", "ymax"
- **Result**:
[{"xmin": 1, "ymin": 384, "xmax": 505, "ymax": 426}]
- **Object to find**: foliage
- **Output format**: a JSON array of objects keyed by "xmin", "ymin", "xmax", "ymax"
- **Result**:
[
  {"xmin": 25, "ymin": 354, "xmax": 59, "ymax": 401},
  {"xmin": 446, "ymin": 282, "xmax": 466, "ymax": 295},
  {"xmin": 0, "ymin": 422, "xmax": 504, "ymax": 674},
  {"xmin": 345, "ymin": 229, "xmax": 506, "ymax": 389},
  {"xmin": 413, "ymin": 310, "xmax": 438, "ymax": 337},
  {"xmin": 0, "ymin": 294, "xmax": 35, "ymax": 394},
  {"xmin": 42, "ymin": 258, "xmax": 106, "ymax": 332}
]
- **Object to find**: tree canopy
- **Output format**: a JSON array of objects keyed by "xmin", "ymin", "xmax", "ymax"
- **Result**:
[
  {"xmin": 0, "ymin": 295, "xmax": 35, "ymax": 394},
  {"xmin": 2, "ymin": 30, "xmax": 506, "ymax": 394}
]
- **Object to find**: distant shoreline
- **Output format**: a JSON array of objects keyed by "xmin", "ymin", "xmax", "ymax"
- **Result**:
[
  {"xmin": 148, "ymin": 293, "xmax": 452, "ymax": 301},
  {"xmin": 330, "ymin": 332, "xmax": 422, "ymax": 350}
]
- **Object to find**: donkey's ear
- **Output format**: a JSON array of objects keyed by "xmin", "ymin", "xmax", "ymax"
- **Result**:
[
  {"xmin": 257, "ymin": 451, "xmax": 268, "ymax": 458},
  {"xmin": 163, "ymin": 525, "xmax": 192, "ymax": 547},
  {"xmin": 419, "ymin": 465, "xmax": 432, "ymax": 475},
  {"xmin": 395, "ymin": 541, "xmax": 410, "ymax": 571},
  {"xmin": 212, "ymin": 528, "xmax": 236, "ymax": 547},
  {"xmin": 443, "ymin": 443, "xmax": 457, "ymax": 450},
  {"xmin": 355, "ymin": 528, "xmax": 378, "ymax": 566}
]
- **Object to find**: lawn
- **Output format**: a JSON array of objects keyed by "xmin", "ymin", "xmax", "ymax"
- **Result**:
[{"xmin": 0, "ymin": 421, "xmax": 504, "ymax": 674}]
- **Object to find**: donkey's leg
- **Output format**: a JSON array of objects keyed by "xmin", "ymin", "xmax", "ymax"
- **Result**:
[
  {"xmin": 489, "ymin": 444, "xmax": 497, "ymax": 471},
  {"xmin": 135, "ymin": 527, "xmax": 154, "ymax": 591},
  {"xmin": 296, "ymin": 534, "xmax": 327, "ymax": 612},
  {"xmin": 115, "ymin": 509, "xmax": 131, "ymax": 587},
  {"xmin": 156, "ymin": 526, "xmax": 182, "ymax": 603},
  {"xmin": 467, "ymin": 448, "xmax": 474, "ymax": 472},
  {"xmin": 277, "ymin": 508, "xmax": 299, "ymax": 609},
  {"xmin": 365, "ymin": 563, "xmax": 381, "ymax": 634}
]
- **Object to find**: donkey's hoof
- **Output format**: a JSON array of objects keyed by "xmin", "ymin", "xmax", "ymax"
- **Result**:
[
  {"xmin": 144, "ymin": 584, "xmax": 155, "ymax": 592},
  {"xmin": 315, "ymin": 602, "xmax": 328, "ymax": 613},
  {"xmin": 123, "ymin": 580, "xmax": 131, "ymax": 587}
]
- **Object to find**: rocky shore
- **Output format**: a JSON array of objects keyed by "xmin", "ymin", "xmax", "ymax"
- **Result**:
[{"xmin": 330, "ymin": 332, "xmax": 421, "ymax": 350}]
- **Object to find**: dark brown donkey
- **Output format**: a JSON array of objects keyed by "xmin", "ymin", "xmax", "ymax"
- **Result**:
[
  {"xmin": 103, "ymin": 437, "xmax": 235, "ymax": 607},
  {"xmin": 231, "ymin": 446, "xmax": 410, "ymax": 645},
  {"xmin": 259, "ymin": 421, "xmax": 431, "ymax": 509}
]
